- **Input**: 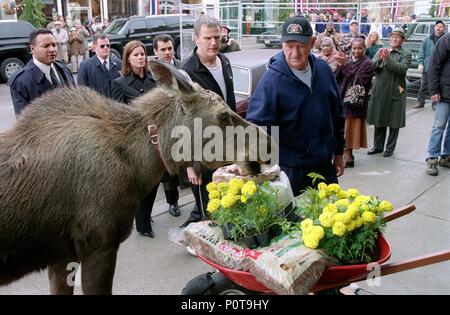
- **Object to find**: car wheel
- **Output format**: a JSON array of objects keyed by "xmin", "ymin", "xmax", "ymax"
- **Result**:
[
  {"xmin": 110, "ymin": 48, "xmax": 121, "ymax": 60},
  {"xmin": 0, "ymin": 58, "xmax": 25, "ymax": 82}
]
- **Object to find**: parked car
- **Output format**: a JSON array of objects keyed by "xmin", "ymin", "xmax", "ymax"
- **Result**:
[
  {"xmin": 256, "ymin": 25, "xmax": 282, "ymax": 48},
  {"xmin": 225, "ymin": 49, "xmax": 280, "ymax": 118},
  {"xmin": 0, "ymin": 20, "xmax": 36, "ymax": 82},
  {"xmin": 96, "ymin": 14, "xmax": 195, "ymax": 60}
]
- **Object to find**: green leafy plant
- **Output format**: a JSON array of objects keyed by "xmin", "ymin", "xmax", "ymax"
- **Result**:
[
  {"xmin": 285, "ymin": 181, "xmax": 394, "ymax": 265},
  {"xmin": 206, "ymin": 179, "xmax": 283, "ymax": 242},
  {"xmin": 19, "ymin": 0, "xmax": 47, "ymax": 28}
]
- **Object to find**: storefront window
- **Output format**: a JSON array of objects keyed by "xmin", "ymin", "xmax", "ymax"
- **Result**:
[{"xmin": 108, "ymin": 0, "xmax": 138, "ymax": 21}]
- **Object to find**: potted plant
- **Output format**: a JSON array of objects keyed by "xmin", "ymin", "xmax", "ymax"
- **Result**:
[
  {"xmin": 283, "ymin": 180, "xmax": 394, "ymax": 265},
  {"xmin": 206, "ymin": 179, "xmax": 284, "ymax": 248}
]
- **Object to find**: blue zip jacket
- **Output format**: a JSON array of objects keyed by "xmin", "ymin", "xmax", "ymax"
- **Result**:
[{"xmin": 246, "ymin": 52, "xmax": 345, "ymax": 169}]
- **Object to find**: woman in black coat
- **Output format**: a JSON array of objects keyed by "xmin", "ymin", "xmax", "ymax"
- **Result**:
[{"xmin": 111, "ymin": 40, "xmax": 180, "ymax": 238}]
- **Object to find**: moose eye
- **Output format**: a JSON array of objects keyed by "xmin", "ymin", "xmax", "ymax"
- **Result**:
[{"xmin": 216, "ymin": 112, "xmax": 231, "ymax": 126}]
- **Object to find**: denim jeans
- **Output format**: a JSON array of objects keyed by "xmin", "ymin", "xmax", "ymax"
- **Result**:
[{"xmin": 427, "ymin": 101, "xmax": 450, "ymax": 159}]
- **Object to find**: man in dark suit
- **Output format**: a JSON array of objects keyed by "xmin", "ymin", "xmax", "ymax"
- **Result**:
[
  {"xmin": 8, "ymin": 28, "xmax": 75, "ymax": 117},
  {"xmin": 180, "ymin": 15, "xmax": 236, "ymax": 227},
  {"xmin": 77, "ymin": 33, "xmax": 121, "ymax": 97},
  {"xmin": 153, "ymin": 34, "xmax": 181, "ymax": 68}
]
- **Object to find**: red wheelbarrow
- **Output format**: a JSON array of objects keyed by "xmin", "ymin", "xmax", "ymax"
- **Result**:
[{"xmin": 184, "ymin": 205, "xmax": 450, "ymax": 295}]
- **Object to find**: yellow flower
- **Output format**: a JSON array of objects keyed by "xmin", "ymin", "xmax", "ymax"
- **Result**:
[
  {"xmin": 241, "ymin": 180, "xmax": 257, "ymax": 196},
  {"xmin": 302, "ymin": 234, "xmax": 320, "ymax": 249},
  {"xmin": 300, "ymin": 218, "xmax": 314, "ymax": 232},
  {"xmin": 354, "ymin": 217, "xmax": 364, "ymax": 228},
  {"xmin": 334, "ymin": 212, "xmax": 351, "ymax": 224},
  {"xmin": 319, "ymin": 212, "xmax": 335, "ymax": 227},
  {"xmin": 317, "ymin": 182, "xmax": 328, "ymax": 191},
  {"xmin": 221, "ymin": 194, "xmax": 237, "ymax": 208},
  {"xmin": 311, "ymin": 225, "xmax": 325, "ymax": 240},
  {"xmin": 208, "ymin": 190, "xmax": 221, "ymax": 200},
  {"xmin": 229, "ymin": 178, "xmax": 244, "ymax": 190},
  {"xmin": 346, "ymin": 204, "xmax": 359, "ymax": 218},
  {"xmin": 337, "ymin": 190, "xmax": 348, "ymax": 199},
  {"xmin": 346, "ymin": 188, "xmax": 360, "ymax": 198},
  {"xmin": 318, "ymin": 190, "xmax": 327, "ymax": 199},
  {"xmin": 206, "ymin": 182, "xmax": 217, "ymax": 193},
  {"xmin": 360, "ymin": 203, "xmax": 370, "ymax": 212},
  {"xmin": 327, "ymin": 183, "xmax": 341, "ymax": 194},
  {"xmin": 332, "ymin": 222, "xmax": 346, "ymax": 236},
  {"xmin": 217, "ymin": 182, "xmax": 228, "ymax": 191},
  {"xmin": 378, "ymin": 200, "xmax": 394, "ymax": 213},
  {"xmin": 335, "ymin": 199, "xmax": 350, "ymax": 207},
  {"xmin": 207, "ymin": 199, "xmax": 221, "ymax": 213},
  {"xmin": 240, "ymin": 195, "xmax": 248, "ymax": 203},
  {"xmin": 346, "ymin": 220, "xmax": 357, "ymax": 232},
  {"xmin": 354, "ymin": 195, "xmax": 371, "ymax": 205},
  {"xmin": 361, "ymin": 211, "xmax": 376, "ymax": 224},
  {"xmin": 228, "ymin": 186, "xmax": 240, "ymax": 196},
  {"xmin": 323, "ymin": 204, "xmax": 338, "ymax": 215}
]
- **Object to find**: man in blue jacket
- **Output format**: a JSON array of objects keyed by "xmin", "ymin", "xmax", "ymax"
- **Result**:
[
  {"xmin": 247, "ymin": 15, "xmax": 345, "ymax": 196},
  {"xmin": 8, "ymin": 28, "xmax": 75, "ymax": 117},
  {"xmin": 77, "ymin": 33, "xmax": 121, "ymax": 98}
]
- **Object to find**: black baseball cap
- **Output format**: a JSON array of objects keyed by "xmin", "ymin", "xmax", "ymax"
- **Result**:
[
  {"xmin": 280, "ymin": 15, "xmax": 313, "ymax": 43},
  {"xmin": 436, "ymin": 20, "xmax": 445, "ymax": 26}
]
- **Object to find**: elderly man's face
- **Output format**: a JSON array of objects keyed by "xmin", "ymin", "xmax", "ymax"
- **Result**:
[
  {"xmin": 282, "ymin": 38, "xmax": 315, "ymax": 70},
  {"xmin": 389, "ymin": 34, "xmax": 404, "ymax": 49}
]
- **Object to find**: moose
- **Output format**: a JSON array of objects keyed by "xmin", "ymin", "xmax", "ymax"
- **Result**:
[{"xmin": 0, "ymin": 61, "xmax": 272, "ymax": 294}]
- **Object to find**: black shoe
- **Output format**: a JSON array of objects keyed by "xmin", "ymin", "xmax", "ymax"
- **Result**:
[
  {"xmin": 139, "ymin": 230, "xmax": 154, "ymax": 238},
  {"xmin": 179, "ymin": 215, "xmax": 202, "ymax": 228},
  {"xmin": 383, "ymin": 151, "xmax": 393, "ymax": 157},
  {"xmin": 169, "ymin": 204, "xmax": 181, "ymax": 217},
  {"xmin": 413, "ymin": 103, "xmax": 424, "ymax": 109},
  {"xmin": 367, "ymin": 148, "xmax": 383, "ymax": 155},
  {"xmin": 345, "ymin": 160, "xmax": 355, "ymax": 168}
]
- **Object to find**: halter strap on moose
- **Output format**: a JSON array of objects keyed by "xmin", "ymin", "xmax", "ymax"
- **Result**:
[{"xmin": 148, "ymin": 124, "xmax": 166, "ymax": 170}]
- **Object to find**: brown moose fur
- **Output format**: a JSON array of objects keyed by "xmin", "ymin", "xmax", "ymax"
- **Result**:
[{"xmin": 0, "ymin": 61, "xmax": 270, "ymax": 294}]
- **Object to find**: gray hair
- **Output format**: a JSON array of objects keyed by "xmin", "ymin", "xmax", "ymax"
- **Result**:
[{"xmin": 194, "ymin": 15, "xmax": 220, "ymax": 36}]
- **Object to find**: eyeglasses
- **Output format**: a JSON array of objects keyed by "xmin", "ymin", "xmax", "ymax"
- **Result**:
[{"xmin": 99, "ymin": 44, "xmax": 110, "ymax": 49}]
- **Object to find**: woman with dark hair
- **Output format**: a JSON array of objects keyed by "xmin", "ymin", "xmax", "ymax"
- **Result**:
[
  {"xmin": 336, "ymin": 37, "xmax": 374, "ymax": 167},
  {"xmin": 111, "ymin": 40, "xmax": 181, "ymax": 238}
]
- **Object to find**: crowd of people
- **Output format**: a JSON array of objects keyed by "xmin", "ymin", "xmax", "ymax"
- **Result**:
[{"xmin": 5, "ymin": 13, "xmax": 450, "ymax": 239}]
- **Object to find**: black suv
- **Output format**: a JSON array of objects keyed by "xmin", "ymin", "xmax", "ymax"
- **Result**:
[
  {"xmin": 0, "ymin": 20, "xmax": 36, "ymax": 82},
  {"xmin": 100, "ymin": 14, "xmax": 195, "ymax": 59}
]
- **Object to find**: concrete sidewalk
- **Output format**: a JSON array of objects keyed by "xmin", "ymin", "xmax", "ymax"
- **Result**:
[{"xmin": 0, "ymin": 80, "xmax": 449, "ymax": 294}]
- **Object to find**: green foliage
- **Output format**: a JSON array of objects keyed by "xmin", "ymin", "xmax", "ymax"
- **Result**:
[
  {"xmin": 19, "ymin": 0, "xmax": 47, "ymax": 28},
  {"xmin": 208, "ymin": 180, "xmax": 283, "ymax": 242}
]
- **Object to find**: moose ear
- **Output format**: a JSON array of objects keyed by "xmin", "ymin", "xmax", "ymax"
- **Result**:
[{"xmin": 149, "ymin": 60, "xmax": 194, "ymax": 95}]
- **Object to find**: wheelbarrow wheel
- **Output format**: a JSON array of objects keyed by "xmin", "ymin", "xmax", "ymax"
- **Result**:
[{"xmin": 208, "ymin": 272, "xmax": 256, "ymax": 295}]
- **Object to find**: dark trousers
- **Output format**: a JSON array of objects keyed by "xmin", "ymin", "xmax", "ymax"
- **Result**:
[
  {"xmin": 135, "ymin": 172, "xmax": 179, "ymax": 233},
  {"xmin": 280, "ymin": 163, "xmax": 338, "ymax": 197},
  {"xmin": 374, "ymin": 126, "xmax": 399, "ymax": 153},
  {"xmin": 185, "ymin": 168, "xmax": 215, "ymax": 223},
  {"xmin": 417, "ymin": 71, "xmax": 430, "ymax": 106}
]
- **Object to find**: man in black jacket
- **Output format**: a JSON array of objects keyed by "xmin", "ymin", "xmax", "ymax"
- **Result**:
[
  {"xmin": 425, "ymin": 32, "xmax": 450, "ymax": 176},
  {"xmin": 8, "ymin": 29, "xmax": 75, "ymax": 116},
  {"xmin": 180, "ymin": 15, "xmax": 236, "ymax": 227}
]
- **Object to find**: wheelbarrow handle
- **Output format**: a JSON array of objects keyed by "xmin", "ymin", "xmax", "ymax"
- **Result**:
[{"xmin": 383, "ymin": 204, "xmax": 416, "ymax": 223}]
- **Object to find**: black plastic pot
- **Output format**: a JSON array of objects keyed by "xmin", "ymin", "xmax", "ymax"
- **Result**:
[
  {"xmin": 221, "ymin": 223, "xmax": 235, "ymax": 240},
  {"xmin": 254, "ymin": 230, "xmax": 270, "ymax": 248},
  {"xmin": 243, "ymin": 235, "xmax": 258, "ymax": 249}
]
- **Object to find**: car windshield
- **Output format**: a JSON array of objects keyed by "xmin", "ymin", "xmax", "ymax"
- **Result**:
[
  {"xmin": 104, "ymin": 20, "xmax": 127, "ymax": 34},
  {"xmin": 232, "ymin": 66, "xmax": 250, "ymax": 95}
]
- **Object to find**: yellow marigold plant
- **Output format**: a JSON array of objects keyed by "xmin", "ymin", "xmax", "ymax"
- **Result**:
[
  {"xmin": 288, "ymin": 176, "xmax": 394, "ymax": 265},
  {"xmin": 206, "ymin": 179, "xmax": 282, "ymax": 242}
]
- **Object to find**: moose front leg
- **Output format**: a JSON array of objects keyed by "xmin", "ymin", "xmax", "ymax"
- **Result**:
[
  {"xmin": 48, "ymin": 260, "xmax": 77, "ymax": 295},
  {"xmin": 80, "ymin": 246, "xmax": 118, "ymax": 295}
]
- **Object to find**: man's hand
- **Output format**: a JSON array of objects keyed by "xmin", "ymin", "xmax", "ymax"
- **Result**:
[
  {"xmin": 334, "ymin": 155, "xmax": 345, "ymax": 177},
  {"xmin": 431, "ymin": 93, "xmax": 441, "ymax": 103},
  {"xmin": 187, "ymin": 166, "xmax": 202, "ymax": 185}
]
